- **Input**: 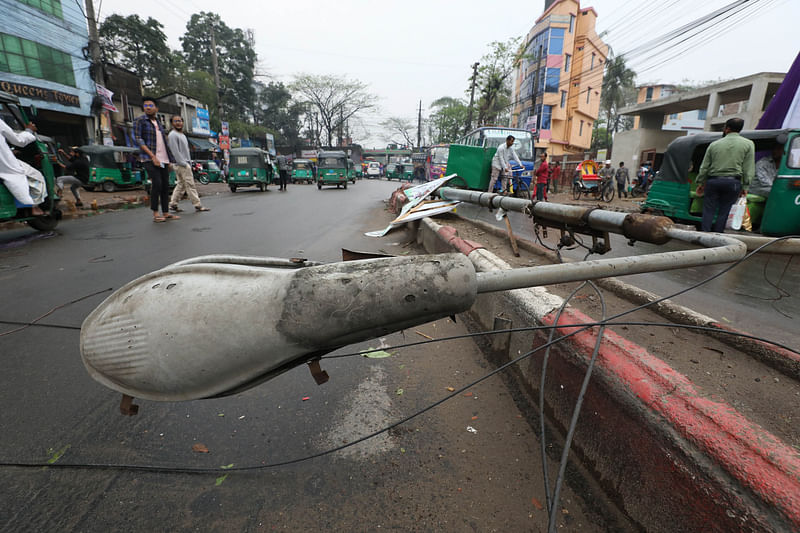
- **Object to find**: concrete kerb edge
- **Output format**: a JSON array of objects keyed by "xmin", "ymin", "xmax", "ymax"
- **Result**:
[
  {"xmin": 454, "ymin": 213, "xmax": 800, "ymax": 381},
  {"xmin": 417, "ymin": 216, "xmax": 800, "ymax": 531}
]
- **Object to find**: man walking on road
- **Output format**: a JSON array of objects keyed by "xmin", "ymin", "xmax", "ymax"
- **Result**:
[
  {"xmin": 488, "ymin": 135, "xmax": 521, "ymax": 194},
  {"xmin": 134, "ymin": 97, "xmax": 178, "ymax": 223},
  {"xmin": 535, "ymin": 152, "xmax": 549, "ymax": 201},
  {"xmin": 167, "ymin": 115, "xmax": 209, "ymax": 213},
  {"xmin": 276, "ymin": 154, "xmax": 289, "ymax": 191},
  {"xmin": 615, "ymin": 161, "xmax": 629, "ymax": 198},
  {"xmin": 695, "ymin": 118, "xmax": 754, "ymax": 232}
]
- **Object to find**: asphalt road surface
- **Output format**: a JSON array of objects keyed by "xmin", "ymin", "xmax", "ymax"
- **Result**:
[{"xmin": 0, "ymin": 180, "xmax": 632, "ymax": 532}]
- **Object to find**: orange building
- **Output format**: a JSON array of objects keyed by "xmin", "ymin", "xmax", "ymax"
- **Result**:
[{"xmin": 510, "ymin": 0, "xmax": 608, "ymax": 157}]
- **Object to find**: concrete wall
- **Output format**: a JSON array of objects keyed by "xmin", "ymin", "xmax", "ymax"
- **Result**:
[{"xmin": 611, "ymin": 128, "xmax": 684, "ymax": 170}]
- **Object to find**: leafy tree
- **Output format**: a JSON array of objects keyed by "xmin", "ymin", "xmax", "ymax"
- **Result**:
[
  {"xmin": 428, "ymin": 97, "xmax": 468, "ymax": 143},
  {"xmin": 601, "ymin": 53, "xmax": 636, "ymax": 149},
  {"xmin": 380, "ymin": 117, "xmax": 416, "ymax": 148},
  {"xmin": 291, "ymin": 74, "xmax": 376, "ymax": 146},
  {"xmin": 180, "ymin": 12, "xmax": 257, "ymax": 119},
  {"xmin": 590, "ymin": 121, "xmax": 609, "ymax": 153},
  {"xmin": 99, "ymin": 14, "xmax": 172, "ymax": 89},
  {"xmin": 253, "ymin": 81, "xmax": 305, "ymax": 152},
  {"xmin": 475, "ymin": 37, "xmax": 525, "ymax": 126}
]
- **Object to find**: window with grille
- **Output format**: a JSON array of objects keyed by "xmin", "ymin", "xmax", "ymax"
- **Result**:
[
  {"xmin": 18, "ymin": 0, "xmax": 63, "ymax": 18},
  {"xmin": 0, "ymin": 33, "xmax": 75, "ymax": 86}
]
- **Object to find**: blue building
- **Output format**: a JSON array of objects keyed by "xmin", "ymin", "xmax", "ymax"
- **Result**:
[{"xmin": 1, "ymin": 0, "xmax": 95, "ymax": 146}]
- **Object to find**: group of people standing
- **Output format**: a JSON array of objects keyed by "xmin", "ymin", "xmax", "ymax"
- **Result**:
[{"xmin": 133, "ymin": 97, "xmax": 209, "ymax": 223}]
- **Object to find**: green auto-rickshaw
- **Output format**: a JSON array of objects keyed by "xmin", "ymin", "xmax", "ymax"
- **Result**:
[
  {"xmin": 78, "ymin": 144, "xmax": 142, "ymax": 192},
  {"xmin": 0, "ymin": 90, "xmax": 61, "ymax": 230},
  {"xmin": 291, "ymin": 158, "xmax": 315, "ymax": 184},
  {"xmin": 642, "ymin": 128, "xmax": 800, "ymax": 235},
  {"xmin": 316, "ymin": 150, "xmax": 349, "ymax": 189},
  {"xmin": 352, "ymin": 162, "xmax": 363, "ymax": 180},
  {"xmin": 228, "ymin": 147, "xmax": 274, "ymax": 192},
  {"xmin": 386, "ymin": 161, "xmax": 413, "ymax": 181},
  {"xmin": 192, "ymin": 160, "xmax": 223, "ymax": 184}
]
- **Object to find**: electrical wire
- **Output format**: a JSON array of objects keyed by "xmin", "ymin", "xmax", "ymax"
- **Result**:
[{"xmin": 0, "ymin": 238, "xmax": 796, "ymax": 484}]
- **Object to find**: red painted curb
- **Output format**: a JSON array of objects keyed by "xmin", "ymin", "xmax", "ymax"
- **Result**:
[
  {"xmin": 544, "ymin": 306, "xmax": 800, "ymax": 528},
  {"xmin": 437, "ymin": 225, "xmax": 484, "ymax": 256}
]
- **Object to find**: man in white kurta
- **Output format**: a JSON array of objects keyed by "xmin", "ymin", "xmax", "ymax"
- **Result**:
[{"xmin": 0, "ymin": 118, "xmax": 46, "ymax": 209}]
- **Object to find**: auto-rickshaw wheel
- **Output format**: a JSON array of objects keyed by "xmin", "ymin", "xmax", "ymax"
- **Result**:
[
  {"xmin": 344, "ymin": 182, "xmax": 348, "ymax": 189},
  {"xmin": 229, "ymin": 184, "xmax": 237, "ymax": 193},
  {"xmin": 258, "ymin": 182, "xmax": 265, "ymax": 192},
  {"xmin": 317, "ymin": 182, "xmax": 322, "ymax": 190},
  {"xmin": 102, "ymin": 181, "xmax": 116, "ymax": 193},
  {"xmin": 27, "ymin": 210, "xmax": 59, "ymax": 231}
]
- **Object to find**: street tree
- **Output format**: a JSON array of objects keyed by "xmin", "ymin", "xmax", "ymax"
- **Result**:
[
  {"xmin": 253, "ymin": 81, "xmax": 306, "ymax": 152},
  {"xmin": 180, "ymin": 12, "xmax": 257, "ymax": 119},
  {"xmin": 428, "ymin": 97, "xmax": 468, "ymax": 143},
  {"xmin": 99, "ymin": 14, "xmax": 172, "ymax": 89},
  {"xmin": 601, "ymin": 53, "xmax": 636, "ymax": 150},
  {"xmin": 475, "ymin": 37, "xmax": 525, "ymax": 126},
  {"xmin": 380, "ymin": 117, "xmax": 416, "ymax": 148},
  {"xmin": 291, "ymin": 74, "xmax": 376, "ymax": 146}
]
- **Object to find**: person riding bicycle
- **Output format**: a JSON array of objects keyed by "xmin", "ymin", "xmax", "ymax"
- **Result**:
[{"xmin": 488, "ymin": 135, "xmax": 521, "ymax": 194}]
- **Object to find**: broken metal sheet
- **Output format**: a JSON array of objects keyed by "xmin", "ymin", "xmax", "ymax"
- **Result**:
[
  {"xmin": 366, "ymin": 175, "xmax": 460, "ymax": 237},
  {"xmin": 365, "ymin": 200, "xmax": 460, "ymax": 237}
]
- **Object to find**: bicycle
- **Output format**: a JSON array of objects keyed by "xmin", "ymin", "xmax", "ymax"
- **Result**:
[{"xmin": 493, "ymin": 165, "xmax": 531, "ymax": 200}]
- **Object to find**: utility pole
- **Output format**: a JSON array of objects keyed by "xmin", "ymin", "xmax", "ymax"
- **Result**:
[
  {"xmin": 417, "ymin": 100, "xmax": 422, "ymax": 150},
  {"xmin": 210, "ymin": 29, "xmax": 224, "ymax": 124},
  {"xmin": 465, "ymin": 62, "xmax": 480, "ymax": 135},
  {"xmin": 84, "ymin": 0, "xmax": 104, "ymax": 142}
]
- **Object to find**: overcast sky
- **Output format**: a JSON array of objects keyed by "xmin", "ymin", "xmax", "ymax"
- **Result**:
[{"xmin": 97, "ymin": 0, "xmax": 797, "ymax": 147}]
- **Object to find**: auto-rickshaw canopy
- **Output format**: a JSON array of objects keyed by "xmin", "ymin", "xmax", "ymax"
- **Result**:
[
  {"xmin": 317, "ymin": 151, "xmax": 347, "ymax": 168},
  {"xmin": 79, "ymin": 145, "xmax": 139, "ymax": 166},
  {"xmin": 230, "ymin": 147, "xmax": 270, "ymax": 168},
  {"xmin": 656, "ymin": 129, "xmax": 791, "ymax": 184}
]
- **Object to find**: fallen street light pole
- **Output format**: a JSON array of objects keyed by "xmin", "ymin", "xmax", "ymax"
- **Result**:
[
  {"xmin": 437, "ymin": 187, "xmax": 800, "ymax": 254},
  {"xmin": 81, "ymin": 198, "xmax": 753, "ymax": 411}
]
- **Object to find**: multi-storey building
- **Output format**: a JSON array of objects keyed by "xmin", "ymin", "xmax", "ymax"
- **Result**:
[
  {"xmin": 510, "ymin": 0, "xmax": 608, "ymax": 157},
  {"xmin": 1, "ymin": 0, "xmax": 95, "ymax": 146}
]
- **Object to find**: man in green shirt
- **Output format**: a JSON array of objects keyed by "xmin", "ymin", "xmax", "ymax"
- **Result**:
[{"xmin": 695, "ymin": 117, "xmax": 755, "ymax": 232}]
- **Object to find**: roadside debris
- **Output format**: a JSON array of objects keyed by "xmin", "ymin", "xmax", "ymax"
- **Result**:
[{"xmin": 366, "ymin": 175, "xmax": 459, "ymax": 237}]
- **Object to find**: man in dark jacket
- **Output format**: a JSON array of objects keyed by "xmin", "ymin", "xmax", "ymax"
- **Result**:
[
  {"xmin": 56, "ymin": 146, "xmax": 89, "ymax": 206},
  {"xmin": 133, "ymin": 97, "xmax": 176, "ymax": 222}
]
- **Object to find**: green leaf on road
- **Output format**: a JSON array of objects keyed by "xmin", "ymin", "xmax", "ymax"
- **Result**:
[
  {"xmin": 47, "ymin": 445, "xmax": 70, "ymax": 464},
  {"xmin": 220, "ymin": 463, "xmax": 234, "ymax": 469},
  {"xmin": 360, "ymin": 348, "xmax": 393, "ymax": 359},
  {"xmin": 396, "ymin": 388, "xmax": 404, "ymax": 396},
  {"xmin": 215, "ymin": 474, "xmax": 228, "ymax": 486}
]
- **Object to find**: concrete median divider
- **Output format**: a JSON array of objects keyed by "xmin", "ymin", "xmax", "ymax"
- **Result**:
[{"xmin": 412, "ymin": 216, "xmax": 800, "ymax": 532}]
